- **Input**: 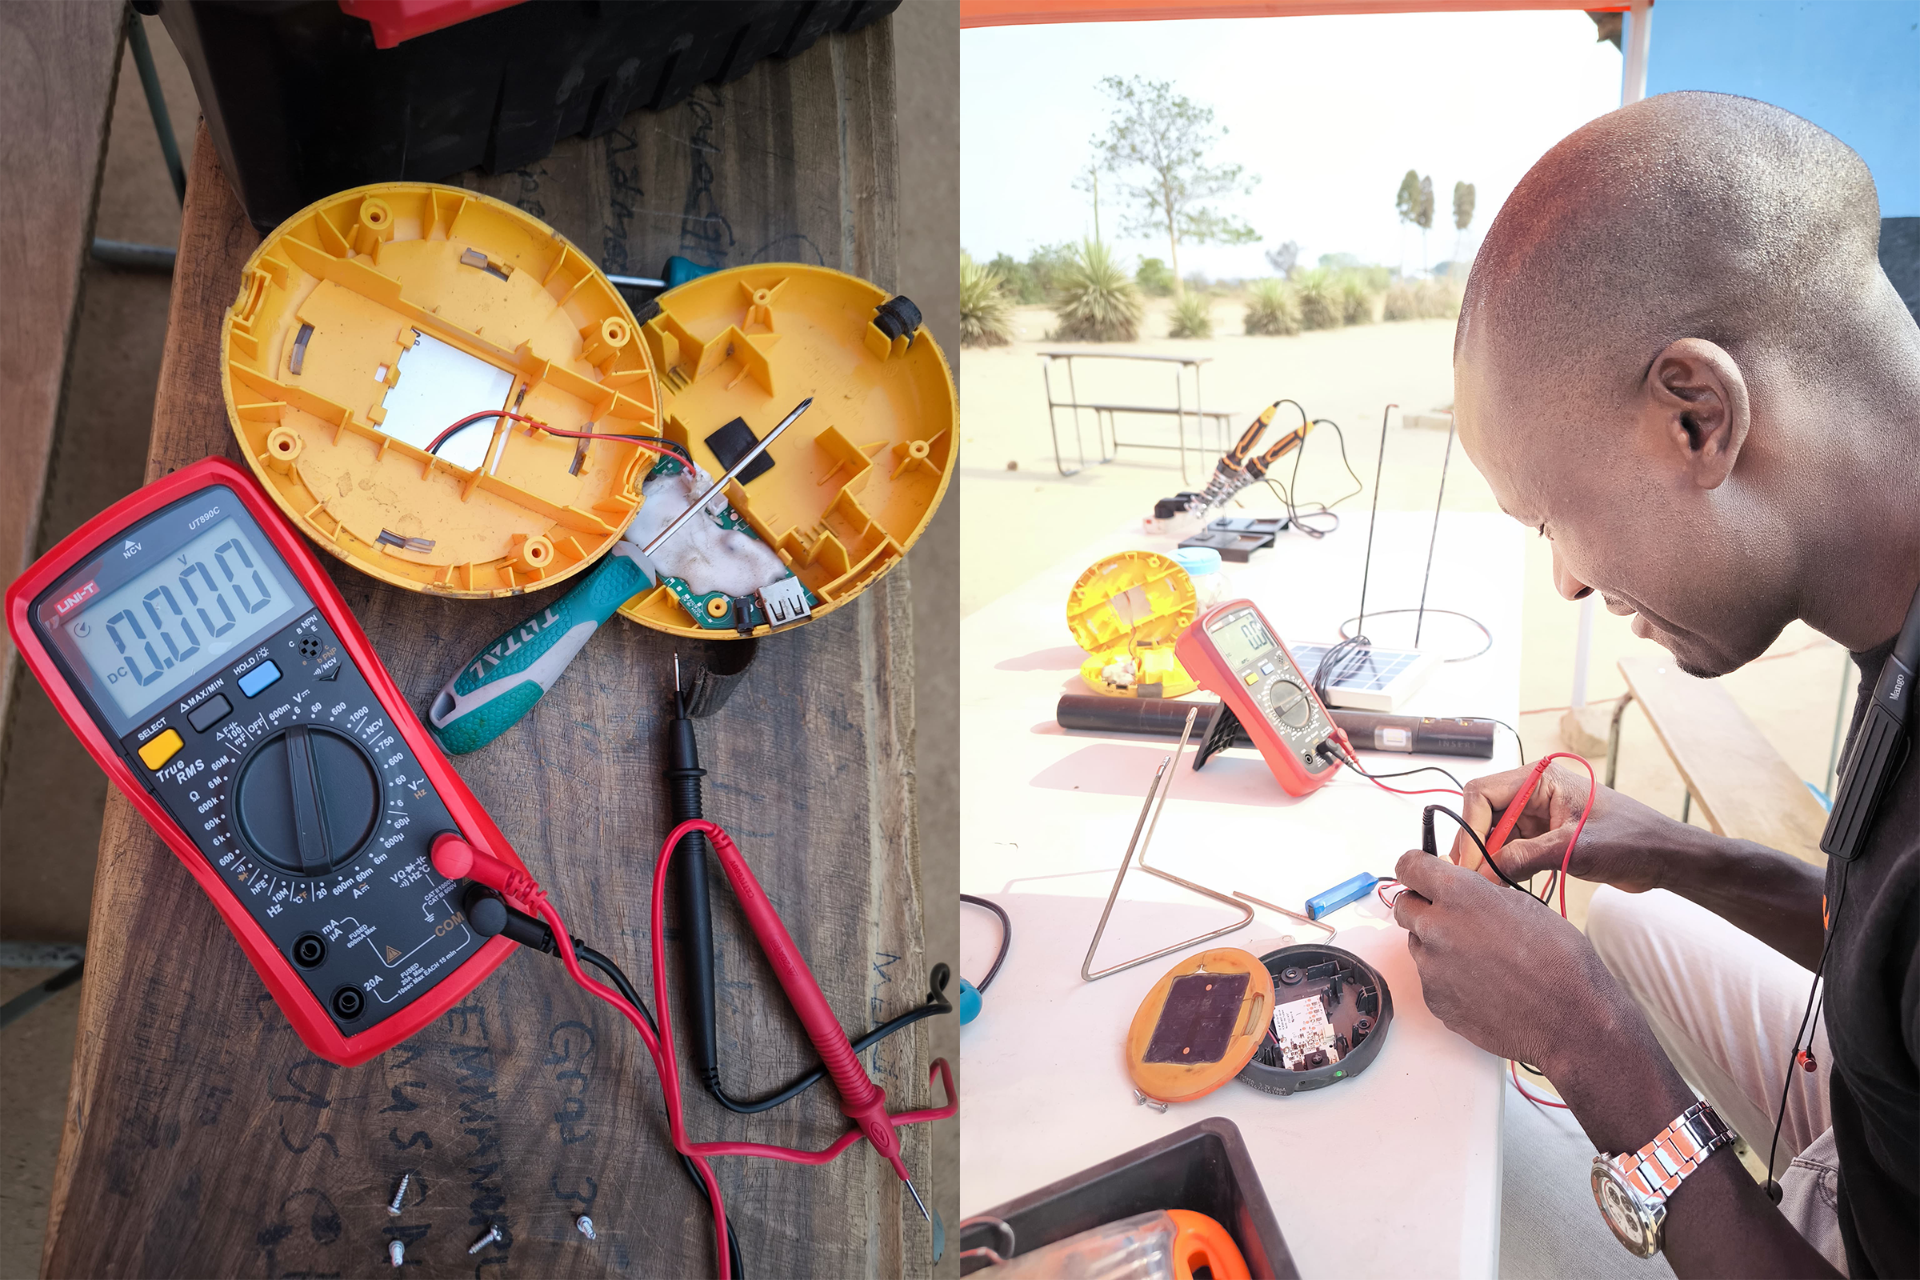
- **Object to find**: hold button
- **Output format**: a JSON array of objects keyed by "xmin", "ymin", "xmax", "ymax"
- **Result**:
[{"xmin": 238, "ymin": 661, "xmax": 282, "ymax": 698}]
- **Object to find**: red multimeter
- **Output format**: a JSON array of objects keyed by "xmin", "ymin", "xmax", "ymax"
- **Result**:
[
  {"xmin": 1174, "ymin": 598, "xmax": 1347, "ymax": 796},
  {"xmin": 5, "ymin": 457, "xmax": 527, "ymax": 1066}
]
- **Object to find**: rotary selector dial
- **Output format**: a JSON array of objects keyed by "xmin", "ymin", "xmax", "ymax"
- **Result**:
[
  {"xmin": 232, "ymin": 725, "xmax": 380, "ymax": 874},
  {"xmin": 1267, "ymin": 678, "xmax": 1313, "ymax": 729}
]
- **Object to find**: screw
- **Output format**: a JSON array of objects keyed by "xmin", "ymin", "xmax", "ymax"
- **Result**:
[
  {"xmin": 468, "ymin": 1224, "xmax": 503, "ymax": 1254},
  {"xmin": 388, "ymin": 1239, "xmax": 404, "ymax": 1267},
  {"xmin": 387, "ymin": 1172, "xmax": 410, "ymax": 1216},
  {"xmin": 576, "ymin": 1215, "xmax": 596, "ymax": 1241}
]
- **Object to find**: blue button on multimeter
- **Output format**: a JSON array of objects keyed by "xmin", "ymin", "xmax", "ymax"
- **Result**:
[{"xmin": 238, "ymin": 661, "xmax": 282, "ymax": 697}]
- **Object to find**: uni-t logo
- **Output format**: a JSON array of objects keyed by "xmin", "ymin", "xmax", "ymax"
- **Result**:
[{"xmin": 53, "ymin": 580, "xmax": 98, "ymax": 617}]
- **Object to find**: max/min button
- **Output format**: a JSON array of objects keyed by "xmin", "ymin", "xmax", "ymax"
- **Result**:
[
  {"xmin": 138, "ymin": 729, "xmax": 183, "ymax": 770},
  {"xmin": 187, "ymin": 694, "xmax": 232, "ymax": 732}
]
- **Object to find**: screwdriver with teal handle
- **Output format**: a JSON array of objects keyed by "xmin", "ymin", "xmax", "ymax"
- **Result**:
[{"xmin": 426, "ymin": 398, "xmax": 810, "ymax": 755}]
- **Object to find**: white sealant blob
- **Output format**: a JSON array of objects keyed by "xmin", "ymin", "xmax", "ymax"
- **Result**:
[{"xmin": 631, "ymin": 463, "xmax": 788, "ymax": 599}]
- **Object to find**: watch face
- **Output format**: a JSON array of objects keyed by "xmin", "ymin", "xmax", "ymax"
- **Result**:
[{"xmin": 1592, "ymin": 1164, "xmax": 1655, "ymax": 1256}]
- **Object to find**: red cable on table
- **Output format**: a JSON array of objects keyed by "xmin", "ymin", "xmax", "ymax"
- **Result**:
[{"xmin": 431, "ymin": 824, "xmax": 954, "ymax": 1279}]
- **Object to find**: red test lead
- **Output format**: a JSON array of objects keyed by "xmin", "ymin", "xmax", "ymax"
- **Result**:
[{"xmin": 430, "ymin": 827, "xmax": 952, "ymax": 1277}]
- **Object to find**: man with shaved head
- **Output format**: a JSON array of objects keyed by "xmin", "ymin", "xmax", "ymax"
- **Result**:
[{"xmin": 1392, "ymin": 93, "xmax": 1916, "ymax": 1277}]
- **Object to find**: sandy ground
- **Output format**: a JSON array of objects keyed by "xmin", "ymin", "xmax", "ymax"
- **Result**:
[{"xmin": 958, "ymin": 297, "xmax": 1858, "ymax": 926}]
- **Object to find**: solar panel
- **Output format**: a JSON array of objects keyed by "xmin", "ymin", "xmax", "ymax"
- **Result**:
[{"xmin": 1287, "ymin": 641, "xmax": 1439, "ymax": 712}]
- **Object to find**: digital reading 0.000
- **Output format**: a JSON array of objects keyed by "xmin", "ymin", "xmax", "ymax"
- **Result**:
[{"xmin": 69, "ymin": 517, "xmax": 291, "ymax": 717}]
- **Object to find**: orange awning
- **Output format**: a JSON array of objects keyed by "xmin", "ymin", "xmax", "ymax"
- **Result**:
[{"xmin": 961, "ymin": 1, "xmax": 1626, "ymax": 29}]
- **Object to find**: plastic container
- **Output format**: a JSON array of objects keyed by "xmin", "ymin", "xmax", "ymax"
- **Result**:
[
  {"xmin": 1171, "ymin": 546, "xmax": 1228, "ymax": 610},
  {"xmin": 989, "ymin": 1209, "xmax": 1249, "ymax": 1279},
  {"xmin": 1065, "ymin": 550, "xmax": 1199, "ymax": 699},
  {"xmin": 960, "ymin": 1118, "xmax": 1298, "ymax": 1279},
  {"xmin": 155, "ymin": 0, "xmax": 902, "ymax": 231}
]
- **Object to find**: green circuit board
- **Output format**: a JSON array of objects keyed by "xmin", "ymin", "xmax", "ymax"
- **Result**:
[{"xmin": 647, "ymin": 457, "xmax": 816, "ymax": 631}]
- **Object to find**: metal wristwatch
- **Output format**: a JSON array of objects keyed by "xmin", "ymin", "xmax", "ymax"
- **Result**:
[{"xmin": 1591, "ymin": 1099, "xmax": 1737, "ymax": 1257}]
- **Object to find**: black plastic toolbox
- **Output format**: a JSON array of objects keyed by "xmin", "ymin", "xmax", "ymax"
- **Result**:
[
  {"xmin": 959, "ymin": 1117, "xmax": 1299, "ymax": 1278},
  {"xmin": 150, "ymin": 0, "xmax": 900, "ymax": 230}
]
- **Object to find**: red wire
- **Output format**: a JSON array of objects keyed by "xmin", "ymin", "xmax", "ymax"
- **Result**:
[
  {"xmin": 1510, "ymin": 1059, "xmax": 1570, "ymax": 1109},
  {"xmin": 1525, "ymin": 751, "xmax": 1598, "ymax": 919},
  {"xmin": 499, "ymin": 821, "xmax": 955, "ymax": 1278},
  {"xmin": 424, "ymin": 409, "xmax": 686, "ymax": 462}
]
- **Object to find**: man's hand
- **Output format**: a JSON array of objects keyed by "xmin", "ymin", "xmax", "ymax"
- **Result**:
[
  {"xmin": 1454, "ymin": 763, "xmax": 1680, "ymax": 893},
  {"xmin": 1391, "ymin": 848, "xmax": 1635, "ymax": 1071}
]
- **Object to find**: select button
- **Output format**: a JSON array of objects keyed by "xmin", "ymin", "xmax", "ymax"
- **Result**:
[
  {"xmin": 238, "ymin": 661, "xmax": 282, "ymax": 698},
  {"xmin": 187, "ymin": 694, "xmax": 232, "ymax": 733}
]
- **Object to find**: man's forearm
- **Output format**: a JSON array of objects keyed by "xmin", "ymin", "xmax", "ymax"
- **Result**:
[
  {"xmin": 1548, "ymin": 989, "xmax": 1840, "ymax": 1279},
  {"xmin": 1649, "ymin": 821, "xmax": 1827, "ymax": 968}
]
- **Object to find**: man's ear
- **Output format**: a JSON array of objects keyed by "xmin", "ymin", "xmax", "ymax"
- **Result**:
[{"xmin": 1642, "ymin": 338, "xmax": 1749, "ymax": 489}]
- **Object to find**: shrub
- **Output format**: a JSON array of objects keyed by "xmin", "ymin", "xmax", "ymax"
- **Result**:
[
  {"xmin": 1294, "ymin": 268, "xmax": 1341, "ymax": 330},
  {"xmin": 1382, "ymin": 278, "xmax": 1464, "ymax": 321},
  {"xmin": 1136, "ymin": 257, "xmax": 1175, "ymax": 296},
  {"xmin": 1051, "ymin": 239, "xmax": 1144, "ymax": 342},
  {"xmin": 1338, "ymin": 275, "xmax": 1378, "ymax": 325},
  {"xmin": 1168, "ymin": 290, "xmax": 1214, "ymax": 339},
  {"xmin": 1242, "ymin": 278, "xmax": 1299, "ymax": 336},
  {"xmin": 959, "ymin": 253, "xmax": 1014, "ymax": 347}
]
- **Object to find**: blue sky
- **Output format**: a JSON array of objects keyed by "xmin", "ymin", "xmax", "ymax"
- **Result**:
[{"xmin": 961, "ymin": 10, "xmax": 1624, "ymax": 279}]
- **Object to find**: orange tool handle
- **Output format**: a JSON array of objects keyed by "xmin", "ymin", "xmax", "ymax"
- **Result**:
[
  {"xmin": 1243, "ymin": 423, "xmax": 1310, "ymax": 481},
  {"xmin": 1223, "ymin": 404, "xmax": 1277, "ymax": 469},
  {"xmin": 1167, "ymin": 1211, "xmax": 1252, "ymax": 1280}
]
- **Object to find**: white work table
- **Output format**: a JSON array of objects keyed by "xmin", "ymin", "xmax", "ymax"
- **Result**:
[{"xmin": 958, "ymin": 510, "xmax": 1527, "ymax": 1277}]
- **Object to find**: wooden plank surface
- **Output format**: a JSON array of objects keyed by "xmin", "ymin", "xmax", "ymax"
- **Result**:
[
  {"xmin": 1618, "ymin": 656, "xmax": 1828, "ymax": 864},
  {"xmin": 45, "ymin": 22, "xmax": 935, "ymax": 1278},
  {"xmin": 0, "ymin": 0, "xmax": 123, "ymax": 743}
]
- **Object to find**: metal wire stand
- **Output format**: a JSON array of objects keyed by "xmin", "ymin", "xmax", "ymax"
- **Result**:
[{"xmin": 1081, "ymin": 707, "xmax": 1255, "ymax": 981}]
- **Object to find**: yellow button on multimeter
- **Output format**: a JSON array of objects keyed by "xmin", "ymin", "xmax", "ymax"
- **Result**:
[{"xmin": 137, "ymin": 729, "xmax": 183, "ymax": 770}]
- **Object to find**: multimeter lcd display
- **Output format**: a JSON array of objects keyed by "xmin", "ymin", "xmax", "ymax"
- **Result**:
[
  {"xmin": 63, "ymin": 519, "xmax": 297, "ymax": 717},
  {"xmin": 1208, "ymin": 609, "xmax": 1277, "ymax": 671},
  {"xmin": 35, "ymin": 493, "xmax": 310, "ymax": 736}
]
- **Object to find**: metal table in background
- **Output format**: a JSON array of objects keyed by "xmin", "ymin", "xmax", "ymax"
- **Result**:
[
  {"xmin": 40, "ymin": 24, "xmax": 937, "ymax": 1280},
  {"xmin": 1039, "ymin": 350, "xmax": 1236, "ymax": 481},
  {"xmin": 958, "ymin": 510, "xmax": 1527, "ymax": 1278}
]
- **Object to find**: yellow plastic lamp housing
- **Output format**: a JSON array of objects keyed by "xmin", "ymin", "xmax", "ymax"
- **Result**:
[
  {"xmin": 221, "ymin": 183, "xmax": 660, "ymax": 596},
  {"xmin": 616, "ymin": 263, "xmax": 956, "ymax": 639},
  {"xmin": 1066, "ymin": 550, "xmax": 1199, "ymax": 698}
]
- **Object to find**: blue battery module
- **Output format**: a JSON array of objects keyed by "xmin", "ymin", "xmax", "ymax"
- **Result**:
[{"xmin": 1307, "ymin": 872, "xmax": 1381, "ymax": 920}]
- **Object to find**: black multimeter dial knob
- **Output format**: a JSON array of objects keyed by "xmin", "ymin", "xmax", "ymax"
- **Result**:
[
  {"xmin": 232, "ymin": 725, "xmax": 381, "ymax": 874},
  {"xmin": 1268, "ymin": 678, "xmax": 1313, "ymax": 729}
]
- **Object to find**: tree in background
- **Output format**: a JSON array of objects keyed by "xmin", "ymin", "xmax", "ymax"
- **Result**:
[
  {"xmin": 1395, "ymin": 170, "xmax": 1421, "ymax": 274},
  {"xmin": 1264, "ymin": 240, "xmax": 1299, "ymax": 278},
  {"xmin": 1415, "ymin": 174, "xmax": 1435, "ymax": 272},
  {"xmin": 1135, "ymin": 256, "xmax": 1175, "ymax": 296},
  {"xmin": 1073, "ymin": 160, "xmax": 1102, "ymax": 243},
  {"xmin": 1093, "ymin": 75, "xmax": 1258, "ymax": 295},
  {"xmin": 1452, "ymin": 181, "xmax": 1476, "ymax": 271}
]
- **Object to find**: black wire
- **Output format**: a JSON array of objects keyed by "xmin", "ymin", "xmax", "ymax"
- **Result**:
[
  {"xmin": 575, "ymin": 945, "xmax": 746, "ymax": 1280},
  {"xmin": 427, "ymin": 413, "xmax": 692, "ymax": 464},
  {"xmin": 708, "ymin": 965, "xmax": 954, "ymax": 1115},
  {"xmin": 1342, "ymin": 752, "xmax": 1467, "ymax": 793},
  {"xmin": 1472, "ymin": 717, "xmax": 1526, "ymax": 766},
  {"xmin": 1310, "ymin": 634, "xmax": 1371, "ymax": 703},
  {"xmin": 1423, "ymin": 804, "xmax": 1532, "ymax": 893},
  {"xmin": 960, "ymin": 895, "xmax": 1012, "ymax": 993},
  {"xmin": 1764, "ymin": 863, "xmax": 1849, "ymax": 1197},
  {"xmin": 1336, "ymin": 607, "xmax": 1494, "ymax": 662},
  {"xmin": 1262, "ymin": 417, "xmax": 1363, "ymax": 539}
]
